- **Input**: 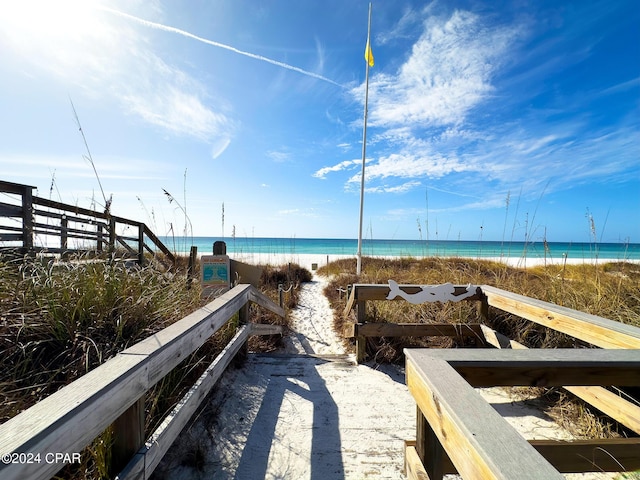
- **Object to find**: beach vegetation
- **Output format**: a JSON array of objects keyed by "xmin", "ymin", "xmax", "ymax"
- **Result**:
[
  {"xmin": 0, "ymin": 253, "xmax": 300, "ymax": 478},
  {"xmin": 321, "ymin": 257, "xmax": 639, "ymax": 353},
  {"xmin": 319, "ymin": 256, "xmax": 640, "ymax": 440}
]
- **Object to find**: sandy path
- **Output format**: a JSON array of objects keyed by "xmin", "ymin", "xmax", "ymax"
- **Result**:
[
  {"xmin": 283, "ymin": 275, "xmax": 346, "ymax": 356},
  {"xmin": 156, "ymin": 275, "xmax": 415, "ymax": 479},
  {"xmin": 156, "ymin": 274, "xmax": 617, "ymax": 480}
]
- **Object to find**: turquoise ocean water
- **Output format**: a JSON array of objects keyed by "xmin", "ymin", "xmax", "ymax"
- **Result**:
[{"xmin": 160, "ymin": 237, "xmax": 640, "ymax": 261}]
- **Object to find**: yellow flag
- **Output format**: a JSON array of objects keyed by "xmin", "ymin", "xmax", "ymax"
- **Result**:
[{"xmin": 364, "ymin": 38, "xmax": 374, "ymax": 67}]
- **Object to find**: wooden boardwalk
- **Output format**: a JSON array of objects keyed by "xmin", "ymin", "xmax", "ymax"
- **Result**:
[
  {"xmin": 157, "ymin": 353, "xmax": 416, "ymax": 479},
  {"xmin": 3, "ymin": 271, "xmax": 634, "ymax": 479},
  {"xmin": 155, "ymin": 277, "xmax": 417, "ymax": 479},
  {"xmin": 154, "ymin": 277, "xmax": 632, "ymax": 480}
]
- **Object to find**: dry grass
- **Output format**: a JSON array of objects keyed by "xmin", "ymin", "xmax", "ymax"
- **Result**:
[
  {"xmin": 247, "ymin": 262, "xmax": 311, "ymax": 352},
  {"xmin": 0, "ymin": 254, "xmax": 303, "ymax": 479},
  {"xmin": 318, "ymin": 256, "xmax": 640, "ymax": 439},
  {"xmin": 320, "ymin": 256, "xmax": 639, "ymax": 357}
]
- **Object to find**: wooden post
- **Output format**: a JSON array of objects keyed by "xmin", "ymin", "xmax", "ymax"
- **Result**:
[
  {"xmin": 356, "ymin": 299, "xmax": 367, "ymax": 363},
  {"xmin": 478, "ymin": 291, "xmax": 489, "ymax": 324},
  {"xmin": 97, "ymin": 224, "xmax": 103, "ymax": 253},
  {"xmin": 60, "ymin": 216, "xmax": 68, "ymax": 260},
  {"xmin": 213, "ymin": 241, "xmax": 226, "ymax": 255},
  {"xmin": 235, "ymin": 302, "xmax": 250, "ymax": 365},
  {"xmin": 416, "ymin": 407, "xmax": 445, "ymax": 480},
  {"xmin": 110, "ymin": 396, "xmax": 145, "ymax": 478},
  {"xmin": 21, "ymin": 185, "xmax": 34, "ymax": 253},
  {"xmin": 137, "ymin": 222, "xmax": 145, "ymax": 265},
  {"xmin": 187, "ymin": 246, "xmax": 197, "ymax": 287},
  {"xmin": 108, "ymin": 217, "xmax": 116, "ymax": 257}
]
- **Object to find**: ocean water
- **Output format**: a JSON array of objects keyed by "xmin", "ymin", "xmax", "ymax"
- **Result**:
[{"xmin": 159, "ymin": 237, "xmax": 640, "ymax": 261}]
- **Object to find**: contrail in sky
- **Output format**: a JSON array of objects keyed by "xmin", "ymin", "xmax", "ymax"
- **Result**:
[{"xmin": 99, "ymin": 6, "xmax": 343, "ymax": 88}]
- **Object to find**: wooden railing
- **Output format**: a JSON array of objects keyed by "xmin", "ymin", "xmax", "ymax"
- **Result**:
[
  {"xmin": 0, "ymin": 180, "xmax": 174, "ymax": 264},
  {"xmin": 343, "ymin": 283, "xmax": 484, "ymax": 363},
  {"xmin": 404, "ymin": 349, "xmax": 640, "ymax": 480},
  {"xmin": 0, "ymin": 284, "xmax": 285, "ymax": 480},
  {"xmin": 343, "ymin": 282, "xmax": 640, "ymax": 478}
]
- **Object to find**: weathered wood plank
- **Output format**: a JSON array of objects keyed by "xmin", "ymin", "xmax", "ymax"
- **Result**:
[
  {"xmin": 353, "ymin": 284, "xmax": 482, "ymax": 302},
  {"xmin": 344, "ymin": 284, "xmax": 481, "ymax": 316},
  {"xmin": 0, "ymin": 180, "xmax": 37, "ymax": 195},
  {"xmin": 111, "ymin": 397, "xmax": 145, "ymax": 477},
  {"xmin": 248, "ymin": 288, "xmax": 285, "ymax": 318},
  {"xmin": 117, "ymin": 325, "xmax": 251, "ymax": 480},
  {"xmin": 480, "ymin": 324, "xmax": 527, "ymax": 350},
  {"xmin": 343, "ymin": 286, "xmax": 357, "ymax": 318},
  {"xmin": 416, "ymin": 407, "xmax": 445, "ymax": 480},
  {"xmin": 481, "ymin": 285, "xmax": 640, "ymax": 349},
  {"xmin": 404, "ymin": 443, "xmax": 432, "ymax": 480},
  {"xmin": 405, "ymin": 351, "xmax": 563, "ymax": 479},
  {"xmin": 562, "ymin": 385, "xmax": 640, "ymax": 435},
  {"xmin": 352, "ymin": 322, "xmax": 483, "ymax": 338},
  {"xmin": 0, "ymin": 201, "xmax": 22, "ymax": 217},
  {"xmin": 0, "ymin": 354, "xmax": 147, "ymax": 480},
  {"xmin": 405, "ymin": 437, "xmax": 640, "ymax": 474},
  {"xmin": 142, "ymin": 224, "xmax": 175, "ymax": 262},
  {"xmin": 481, "ymin": 325, "xmax": 640, "ymax": 434},
  {"xmin": 119, "ymin": 286, "xmax": 253, "ymax": 384},
  {"xmin": 530, "ymin": 438, "xmax": 640, "ymax": 473},
  {"xmin": 356, "ymin": 335, "xmax": 367, "ymax": 364},
  {"xmin": 249, "ymin": 323, "xmax": 284, "ymax": 336},
  {"xmin": 410, "ymin": 348, "xmax": 640, "ymax": 387},
  {"xmin": 0, "ymin": 233, "xmax": 23, "ymax": 242}
]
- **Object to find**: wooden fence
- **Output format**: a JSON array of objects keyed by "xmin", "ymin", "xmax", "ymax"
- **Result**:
[
  {"xmin": 0, "ymin": 283, "xmax": 285, "ymax": 480},
  {"xmin": 343, "ymin": 282, "xmax": 640, "ymax": 478},
  {"xmin": 0, "ymin": 180, "xmax": 174, "ymax": 264}
]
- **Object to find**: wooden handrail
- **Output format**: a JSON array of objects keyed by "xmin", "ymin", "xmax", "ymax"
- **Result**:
[
  {"xmin": 344, "ymin": 283, "xmax": 481, "ymax": 318},
  {"xmin": 480, "ymin": 284, "xmax": 640, "ymax": 349},
  {"xmin": 480, "ymin": 324, "xmax": 640, "ymax": 434},
  {"xmin": 405, "ymin": 349, "xmax": 640, "ymax": 479},
  {"xmin": 0, "ymin": 180, "xmax": 175, "ymax": 265},
  {"xmin": 344, "ymin": 282, "xmax": 640, "ymax": 435},
  {"xmin": 0, "ymin": 284, "xmax": 284, "ymax": 480},
  {"xmin": 143, "ymin": 224, "xmax": 174, "ymax": 261},
  {"xmin": 344, "ymin": 283, "xmax": 483, "ymax": 362}
]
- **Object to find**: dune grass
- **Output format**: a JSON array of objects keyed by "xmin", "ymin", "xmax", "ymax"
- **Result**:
[
  {"xmin": 320, "ymin": 256, "xmax": 639, "ymax": 351},
  {"xmin": 0, "ymin": 253, "xmax": 303, "ymax": 479},
  {"xmin": 319, "ymin": 256, "xmax": 640, "ymax": 442}
]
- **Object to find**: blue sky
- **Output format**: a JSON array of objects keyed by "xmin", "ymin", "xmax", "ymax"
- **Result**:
[{"xmin": 0, "ymin": 0, "xmax": 638, "ymax": 243}]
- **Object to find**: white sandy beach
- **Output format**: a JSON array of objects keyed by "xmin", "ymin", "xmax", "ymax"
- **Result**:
[
  {"xmin": 227, "ymin": 251, "xmax": 634, "ymax": 272},
  {"xmin": 159, "ymin": 273, "xmax": 618, "ymax": 479}
]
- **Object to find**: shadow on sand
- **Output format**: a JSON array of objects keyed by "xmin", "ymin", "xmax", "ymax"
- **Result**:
[{"xmin": 233, "ymin": 354, "xmax": 347, "ymax": 480}]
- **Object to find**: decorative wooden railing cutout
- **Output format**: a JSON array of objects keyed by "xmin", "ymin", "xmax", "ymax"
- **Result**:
[{"xmin": 386, "ymin": 280, "xmax": 478, "ymax": 304}]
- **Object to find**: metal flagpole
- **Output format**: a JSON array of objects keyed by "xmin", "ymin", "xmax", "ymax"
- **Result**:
[{"xmin": 357, "ymin": 2, "xmax": 372, "ymax": 276}]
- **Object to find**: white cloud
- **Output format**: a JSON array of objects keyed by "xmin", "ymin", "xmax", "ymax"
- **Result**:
[
  {"xmin": 0, "ymin": 153, "xmax": 167, "ymax": 181},
  {"xmin": 0, "ymin": 1, "xmax": 236, "ymax": 145},
  {"xmin": 366, "ymin": 180, "xmax": 422, "ymax": 194},
  {"xmin": 267, "ymin": 150, "xmax": 292, "ymax": 163},
  {"xmin": 313, "ymin": 159, "xmax": 360, "ymax": 179},
  {"xmin": 328, "ymin": 9, "xmax": 525, "ymax": 198},
  {"xmin": 123, "ymin": 85, "xmax": 234, "ymax": 141},
  {"xmin": 347, "ymin": 152, "xmax": 472, "ymax": 184},
  {"xmin": 358, "ymin": 10, "xmax": 519, "ymax": 129},
  {"xmin": 211, "ymin": 137, "xmax": 232, "ymax": 159},
  {"xmin": 277, "ymin": 208, "xmax": 319, "ymax": 218}
]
